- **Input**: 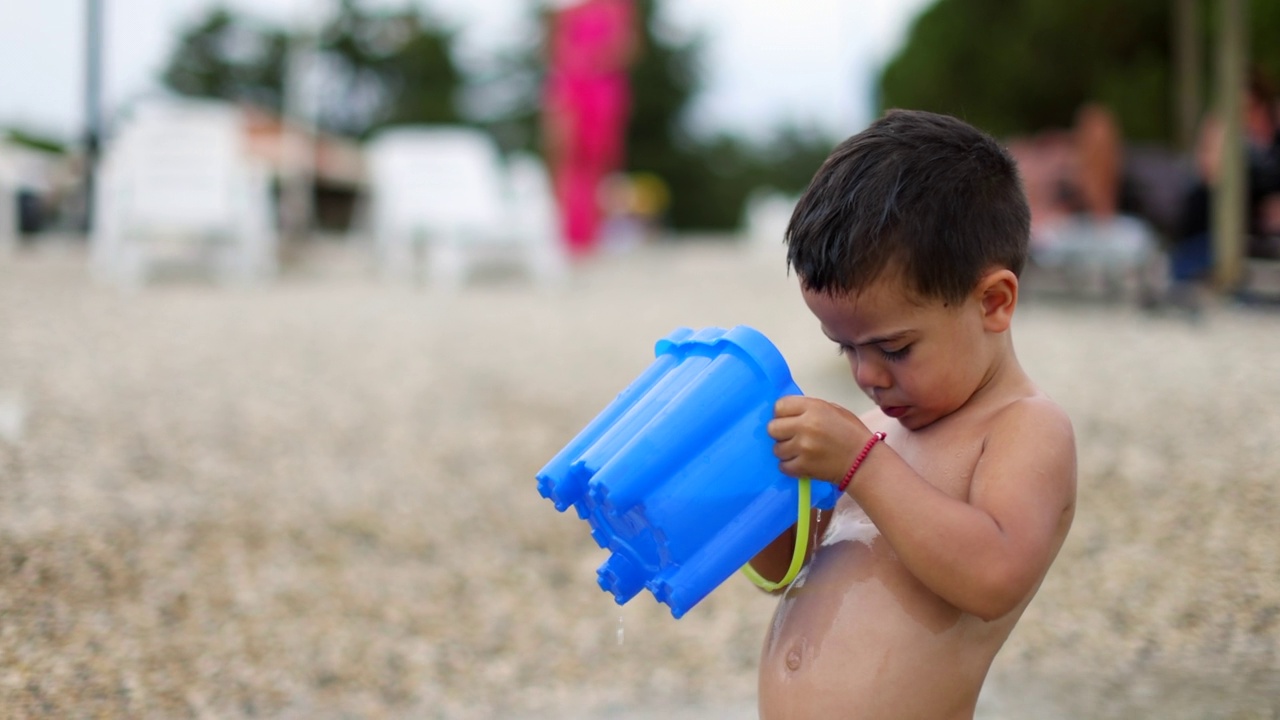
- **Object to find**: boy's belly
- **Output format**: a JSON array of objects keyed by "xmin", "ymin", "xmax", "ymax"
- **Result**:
[{"xmin": 757, "ymin": 513, "xmax": 1011, "ymax": 720}]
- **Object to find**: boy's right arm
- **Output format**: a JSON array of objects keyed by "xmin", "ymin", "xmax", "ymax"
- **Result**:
[
  {"xmin": 745, "ymin": 507, "xmax": 832, "ymax": 593},
  {"xmin": 747, "ymin": 395, "xmax": 869, "ymax": 591}
]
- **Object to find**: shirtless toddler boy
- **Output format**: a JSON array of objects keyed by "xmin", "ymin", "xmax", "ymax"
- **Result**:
[{"xmin": 752, "ymin": 109, "xmax": 1077, "ymax": 720}]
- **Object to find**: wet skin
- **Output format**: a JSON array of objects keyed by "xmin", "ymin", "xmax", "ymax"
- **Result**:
[
  {"xmin": 756, "ymin": 273, "xmax": 1076, "ymax": 720},
  {"xmin": 759, "ymin": 405, "xmax": 1048, "ymax": 720}
]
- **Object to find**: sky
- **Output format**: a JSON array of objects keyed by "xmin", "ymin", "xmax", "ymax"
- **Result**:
[{"xmin": 0, "ymin": 0, "xmax": 934, "ymax": 145}]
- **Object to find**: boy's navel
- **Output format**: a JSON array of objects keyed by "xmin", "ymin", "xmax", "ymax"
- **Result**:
[
  {"xmin": 778, "ymin": 648, "xmax": 798, "ymax": 671},
  {"xmin": 786, "ymin": 647, "xmax": 803, "ymax": 671},
  {"xmin": 778, "ymin": 637, "xmax": 810, "ymax": 673}
]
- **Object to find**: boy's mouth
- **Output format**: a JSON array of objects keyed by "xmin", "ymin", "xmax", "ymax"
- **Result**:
[{"xmin": 880, "ymin": 405, "xmax": 909, "ymax": 419}]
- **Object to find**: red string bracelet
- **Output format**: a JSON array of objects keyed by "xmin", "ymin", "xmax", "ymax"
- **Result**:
[{"xmin": 837, "ymin": 431, "xmax": 886, "ymax": 493}]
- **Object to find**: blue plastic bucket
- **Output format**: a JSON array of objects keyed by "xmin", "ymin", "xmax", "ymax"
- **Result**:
[{"xmin": 536, "ymin": 326, "xmax": 840, "ymax": 618}]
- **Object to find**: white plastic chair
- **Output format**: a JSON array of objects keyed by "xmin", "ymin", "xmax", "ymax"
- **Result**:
[
  {"xmin": 507, "ymin": 151, "xmax": 568, "ymax": 282},
  {"xmin": 365, "ymin": 126, "xmax": 566, "ymax": 286},
  {"xmin": 743, "ymin": 190, "xmax": 798, "ymax": 254},
  {"xmin": 90, "ymin": 98, "xmax": 277, "ymax": 286}
]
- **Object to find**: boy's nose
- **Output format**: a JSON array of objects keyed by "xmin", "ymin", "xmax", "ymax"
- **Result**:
[{"xmin": 852, "ymin": 356, "xmax": 891, "ymax": 390}]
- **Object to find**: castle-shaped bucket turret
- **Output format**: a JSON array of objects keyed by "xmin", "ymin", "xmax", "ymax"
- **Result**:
[{"xmin": 536, "ymin": 326, "xmax": 840, "ymax": 618}]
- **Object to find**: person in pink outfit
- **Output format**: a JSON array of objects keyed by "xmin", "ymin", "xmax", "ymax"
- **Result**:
[{"xmin": 542, "ymin": 0, "xmax": 638, "ymax": 257}]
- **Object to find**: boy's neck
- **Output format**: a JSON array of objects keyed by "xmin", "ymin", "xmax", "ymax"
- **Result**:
[{"xmin": 928, "ymin": 336, "xmax": 1030, "ymax": 432}]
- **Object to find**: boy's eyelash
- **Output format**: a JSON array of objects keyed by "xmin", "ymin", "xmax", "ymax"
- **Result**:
[
  {"xmin": 881, "ymin": 346, "xmax": 910, "ymax": 362},
  {"xmin": 836, "ymin": 342, "xmax": 911, "ymax": 361}
]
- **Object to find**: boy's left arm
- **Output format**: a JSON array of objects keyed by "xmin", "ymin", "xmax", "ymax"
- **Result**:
[
  {"xmin": 863, "ymin": 398, "xmax": 1076, "ymax": 620},
  {"xmin": 772, "ymin": 396, "xmax": 1077, "ymax": 621}
]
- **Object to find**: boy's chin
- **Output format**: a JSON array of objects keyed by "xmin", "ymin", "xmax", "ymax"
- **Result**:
[{"xmin": 892, "ymin": 408, "xmax": 945, "ymax": 431}]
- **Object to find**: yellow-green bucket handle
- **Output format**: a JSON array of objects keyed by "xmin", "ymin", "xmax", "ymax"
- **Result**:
[{"xmin": 741, "ymin": 477, "xmax": 812, "ymax": 591}]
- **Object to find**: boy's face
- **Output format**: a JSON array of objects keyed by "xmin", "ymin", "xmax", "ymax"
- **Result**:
[{"xmin": 801, "ymin": 275, "xmax": 996, "ymax": 431}]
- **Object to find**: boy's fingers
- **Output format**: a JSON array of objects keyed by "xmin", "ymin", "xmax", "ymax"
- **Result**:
[
  {"xmin": 766, "ymin": 415, "xmax": 798, "ymax": 441},
  {"xmin": 771, "ymin": 437, "xmax": 796, "ymax": 460},
  {"xmin": 766, "ymin": 418, "xmax": 783, "ymax": 440},
  {"xmin": 778, "ymin": 458, "xmax": 805, "ymax": 479},
  {"xmin": 774, "ymin": 395, "xmax": 807, "ymax": 417}
]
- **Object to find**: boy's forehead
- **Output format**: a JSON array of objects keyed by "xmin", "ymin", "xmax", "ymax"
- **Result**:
[
  {"xmin": 804, "ymin": 280, "xmax": 956, "ymax": 338},
  {"xmin": 805, "ymin": 274, "xmax": 937, "ymax": 313}
]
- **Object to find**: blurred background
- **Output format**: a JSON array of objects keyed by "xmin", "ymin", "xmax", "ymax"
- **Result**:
[
  {"xmin": 0, "ymin": 0, "xmax": 933, "ymax": 245},
  {"xmin": 1, "ymin": 1, "xmax": 1280, "ymax": 718},
  {"xmin": 0, "ymin": 0, "xmax": 1273, "ymax": 245}
]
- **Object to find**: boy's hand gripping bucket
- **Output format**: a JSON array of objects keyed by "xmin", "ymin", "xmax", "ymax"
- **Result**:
[{"xmin": 535, "ymin": 326, "xmax": 840, "ymax": 618}]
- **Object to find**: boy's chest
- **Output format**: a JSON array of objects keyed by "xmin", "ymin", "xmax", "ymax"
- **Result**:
[{"xmin": 888, "ymin": 424, "xmax": 987, "ymax": 500}]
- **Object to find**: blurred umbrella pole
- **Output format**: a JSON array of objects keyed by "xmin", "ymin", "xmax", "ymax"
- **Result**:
[
  {"xmin": 1211, "ymin": 0, "xmax": 1247, "ymax": 291},
  {"xmin": 82, "ymin": 0, "xmax": 104, "ymax": 234},
  {"xmin": 280, "ymin": 1, "xmax": 321, "ymax": 246}
]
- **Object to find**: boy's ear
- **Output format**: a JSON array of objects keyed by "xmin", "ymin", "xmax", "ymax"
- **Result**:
[{"xmin": 975, "ymin": 269, "xmax": 1019, "ymax": 332}]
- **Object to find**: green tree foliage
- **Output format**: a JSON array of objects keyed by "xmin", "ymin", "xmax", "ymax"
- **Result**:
[
  {"xmin": 1252, "ymin": 1, "xmax": 1280, "ymax": 85},
  {"xmin": 608, "ymin": 0, "xmax": 833, "ymax": 230},
  {"xmin": 620, "ymin": 0, "xmax": 834, "ymax": 229},
  {"xmin": 316, "ymin": 0, "xmax": 461, "ymax": 136},
  {"xmin": 160, "ymin": 2, "xmax": 460, "ymax": 138},
  {"xmin": 621, "ymin": 0, "xmax": 723, "ymax": 228},
  {"xmin": 880, "ymin": 0, "xmax": 1280, "ymax": 144},
  {"xmin": 162, "ymin": 8, "xmax": 289, "ymax": 114},
  {"xmin": 3, "ymin": 129, "xmax": 66, "ymax": 154}
]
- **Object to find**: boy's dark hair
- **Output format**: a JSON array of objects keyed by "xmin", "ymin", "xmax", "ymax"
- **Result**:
[{"xmin": 785, "ymin": 109, "xmax": 1030, "ymax": 304}]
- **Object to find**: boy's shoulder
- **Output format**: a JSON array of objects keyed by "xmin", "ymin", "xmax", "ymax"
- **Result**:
[
  {"xmin": 989, "ymin": 391, "xmax": 1075, "ymax": 444},
  {"xmin": 977, "ymin": 390, "xmax": 1077, "ymax": 500}
]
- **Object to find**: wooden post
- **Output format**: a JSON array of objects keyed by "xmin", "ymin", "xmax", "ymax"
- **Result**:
[{"xmin": 1211, "ymin": 0, "xmax": 1247, "ymax": 290}]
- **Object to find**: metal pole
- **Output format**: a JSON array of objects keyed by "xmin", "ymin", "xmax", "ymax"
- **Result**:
[
  {"xmin": 84, "ymin": 0, "xmax": 104, "ymax": 234},
  {"xmin": 1211, "ymin": 0, "xmax": 1246, "ymax": 290}
]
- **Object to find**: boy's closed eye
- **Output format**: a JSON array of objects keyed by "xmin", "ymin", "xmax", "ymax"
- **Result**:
[
  {"xmin": 879, "ymin": 344, "xmax": 911, "ymax": 362},
  {"xmin": 835, "ymin": 342, "xmax": 912, "ymax": 362}
]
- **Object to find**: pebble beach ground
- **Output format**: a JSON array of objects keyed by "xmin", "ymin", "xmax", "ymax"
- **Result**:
[{"xmin": 0, "ymin": 237, "xmax": 1277, "ymax": 719}]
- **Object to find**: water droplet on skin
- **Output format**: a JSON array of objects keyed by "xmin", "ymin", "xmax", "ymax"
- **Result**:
[{"xmin": 616, "ymin": 616, "xmax": 625, "ymax": 646}]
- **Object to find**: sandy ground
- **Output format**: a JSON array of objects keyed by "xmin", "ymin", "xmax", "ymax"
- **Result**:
[{"xmin": 0, "ymin": 237, "xmax": 1277, "ymax": 719}]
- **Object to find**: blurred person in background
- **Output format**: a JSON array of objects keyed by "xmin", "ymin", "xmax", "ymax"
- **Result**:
[
  {"xmin": 542, "ymin": 0, "xmax": 639, "ymax": 258},
  {"xmin": 1013, "ymin": 104, "xmax": 1164, "ymax": 305},
  {"xmin": 598, "ymin": 171, "xmax": 669, "ymax": 251},
  {"xmin": 1168, "ymin": 67, "xmax": 1280, "ymax": 308}
]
